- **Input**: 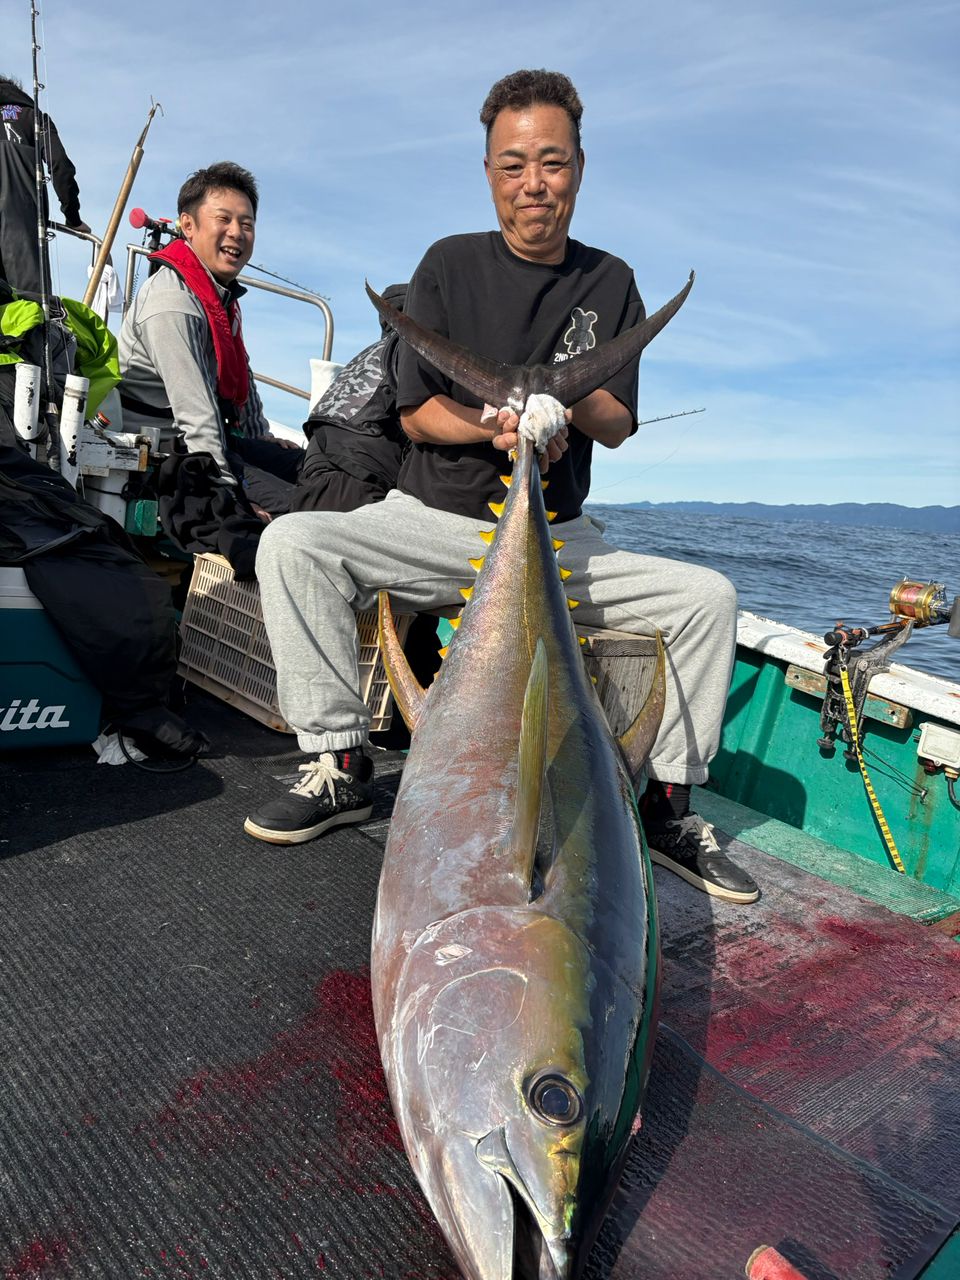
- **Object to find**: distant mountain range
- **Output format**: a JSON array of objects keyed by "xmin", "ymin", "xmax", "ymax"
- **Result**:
[{"xmin": 615, "ymin": 502, "xmax": 960, "ymax": 533}]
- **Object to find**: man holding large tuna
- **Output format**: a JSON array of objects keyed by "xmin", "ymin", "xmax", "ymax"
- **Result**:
[{"xmin": 245, "ymin": 69, "xmax": 758, "ymax": 907}]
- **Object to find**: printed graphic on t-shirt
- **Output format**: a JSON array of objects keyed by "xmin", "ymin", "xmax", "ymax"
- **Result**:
[{"xmin": 563, "ymin": 307, "xmax": 598, "ymax": 354}]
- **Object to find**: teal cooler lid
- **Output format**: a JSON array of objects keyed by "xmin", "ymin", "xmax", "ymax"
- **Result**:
[{"xmin": 0, "ymin": 568, "xmax": 102, "ymax": 749}]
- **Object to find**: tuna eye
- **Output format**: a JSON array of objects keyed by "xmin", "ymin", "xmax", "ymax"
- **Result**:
[{"xmin": 527, "ymin": 1073, "xmax": 583, "ymax": 1127}]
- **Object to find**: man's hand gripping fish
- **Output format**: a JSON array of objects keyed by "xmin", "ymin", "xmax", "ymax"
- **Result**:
[{"xmin": 366, "ymin": 274, "xmax": 693, "ymax": 1280}]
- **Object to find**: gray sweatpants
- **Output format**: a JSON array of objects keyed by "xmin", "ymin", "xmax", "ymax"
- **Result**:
[{"xmin": 256, "ymin": 490, "xmax": 737, "ymax": 785}]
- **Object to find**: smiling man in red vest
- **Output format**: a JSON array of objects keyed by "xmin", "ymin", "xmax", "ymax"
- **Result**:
[{"xmin": 118, "ymin": 161, "xmax": 301, "ymax": 518}]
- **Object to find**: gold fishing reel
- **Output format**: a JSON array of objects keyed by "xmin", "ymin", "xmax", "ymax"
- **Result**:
[{"xmin": 888, "ymin": 579, "xmax": 947, "ymax": 625}]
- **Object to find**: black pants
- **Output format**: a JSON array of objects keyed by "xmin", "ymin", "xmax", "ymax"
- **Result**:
[{"xmin": 226, "ymin": 434, "xmax": 303, "ymax": 517}]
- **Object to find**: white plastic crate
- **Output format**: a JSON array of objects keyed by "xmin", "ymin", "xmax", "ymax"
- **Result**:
[{"xmin": 177, "ymin": 553, "xmax": 410, "ymax": 734}]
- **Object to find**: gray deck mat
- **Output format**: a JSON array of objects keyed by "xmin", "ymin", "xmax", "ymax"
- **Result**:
[{"xmin": 1, "ymin": 693, "xmax": 957, "ymax": 1278}]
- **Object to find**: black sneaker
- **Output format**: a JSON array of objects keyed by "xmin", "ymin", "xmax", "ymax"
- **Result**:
[
  {"xmin": 646, "ymin": 813, "xmax": 759, "ymax": 904},
  {"xmin": 243, "ymin": 749, "xmax": 373, "ymax": 845}
]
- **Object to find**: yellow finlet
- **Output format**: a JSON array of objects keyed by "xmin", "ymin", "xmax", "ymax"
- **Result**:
[
  {"xmin": 438, "ymin": 647, "xmax": 449, "ymax": 659},
  {"xmin": 560, "ymin": 568, "xmax": 572, "ymax": 581},
  {"xmin": 460, "ymin": 587, "xmax": 474, "ymax": 601},
  {"xmin": 546, "ymin": 510, "xmax": 558, "ymax": 522},
  {"xmin": 567, "ymin": 598, "xmax": 580, "ymax": 611},
  {"xmin": 499, "ymin": 474, "xmax": 512, "ymax": 488},
  {"xmin": 447, "ymin": 616, "xmax": 461, "ymax": 630},
  {"xmin": 578, "ymin": 635, "xmax": 587, "ymax": 646},
  {"xmin": 488, "ymin": 501, "xmax": 506, "ymax": 518},
  {"xmin": 552, "ymin": 539, "xmax": 565, "ymax": 551},
  {"xmin": 469, "ymin": 557, "xmax": 484, "ymax": 572},
  {"xmin": 479, "ymin": 529, "xmax": 495, "ymax": 545},
  {"xmin": 541, "ymin": 479, "xmax": 549, "ymax": 491}
]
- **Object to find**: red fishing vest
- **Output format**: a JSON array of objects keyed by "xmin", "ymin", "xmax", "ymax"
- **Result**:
[{"xmin": 149, "ymin": 238, "xmax": 249, "ymax": 409}]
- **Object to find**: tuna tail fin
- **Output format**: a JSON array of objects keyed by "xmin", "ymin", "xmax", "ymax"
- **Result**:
[
  {"xmin": 367, "ymin": 272, "xmax": 694, "ymax": 414},
  {"xmin": 544, "ymin": 271, "xmax": 695, "ymax": 408},
  {"xmin": 366, "ymin": 281, "xmax": 523, "ymax": 410},
  {"xmin": 508, "ymin": 638, "xmax": 549, "ymax": 898},
  {"xmin": 618, "ymin": 631, "xmax": 666, "ymax": 793},
  {"xmin": 377, "ymin": 591, "xmax": 426, "ymax": 734}
]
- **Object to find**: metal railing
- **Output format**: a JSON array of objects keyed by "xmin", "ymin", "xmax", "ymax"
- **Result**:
[
  {"xmin": 45, "ymin": 225, "xmax": 334, "ymax": 408},
  {"xmin": 122, "ymin": 245, "xmax": 334, "ymax": 389},
  {"xmin": 252, "ymin": 373, "xmax": 311, "ymax": 402},
  {"xmin": 48, "ymin": 219, "xmax": 104, "ymax": 266}
]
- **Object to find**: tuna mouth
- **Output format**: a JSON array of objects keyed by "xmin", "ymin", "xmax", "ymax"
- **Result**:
[{"xmin": 508, "ymin": 1184, "xmax": 569, "ymax": 1280}]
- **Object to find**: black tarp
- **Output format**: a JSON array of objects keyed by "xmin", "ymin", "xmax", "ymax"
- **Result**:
[{"xmin": 0, "ymin": 420, "xmax": 204, "ymax": 754}]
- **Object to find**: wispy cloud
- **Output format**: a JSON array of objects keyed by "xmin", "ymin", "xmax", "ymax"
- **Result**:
[{"xmin": 15, "ymin": 0, "xmax": 958, "ymax": 505}]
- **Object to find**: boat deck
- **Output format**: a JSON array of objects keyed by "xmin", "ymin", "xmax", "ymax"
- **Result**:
[{"xmin": 2, "ymin": 691, "xmax": 959, "ymax": 1279}]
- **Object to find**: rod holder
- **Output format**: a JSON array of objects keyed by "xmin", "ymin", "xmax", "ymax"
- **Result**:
[
  {"xmin": 59, "ymin": 373, "xmax": 90, "ymax": 490},
  {"xmin": 13, "ymin": 363, "xmax": 42, "ymax": 454}
]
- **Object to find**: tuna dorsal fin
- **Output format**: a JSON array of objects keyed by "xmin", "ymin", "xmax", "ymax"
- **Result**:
[
  {"xmin": 618, "ymin": 631, "xmax": 666, "ymax": 793},
  {"xmin": 507, "ymin": 639, "xmax": 548, "ymax": 895},
  {"xmin": 377, "ymin": 590, "xmax": 426, "ymax": 734}
]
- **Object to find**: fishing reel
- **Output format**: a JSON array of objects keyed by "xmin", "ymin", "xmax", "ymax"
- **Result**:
[
  {"xmin": 888, "ymin": 579, "xmax": 960, "ymax": 630},
  {"xmin": 818, "ymin": 580, "xmax": 959, "ymax": 759}
]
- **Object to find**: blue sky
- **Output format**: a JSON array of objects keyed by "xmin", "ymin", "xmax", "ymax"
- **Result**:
[{"xmin": 11, "ymin": 0, "xmax": 959, "ymax": 505}]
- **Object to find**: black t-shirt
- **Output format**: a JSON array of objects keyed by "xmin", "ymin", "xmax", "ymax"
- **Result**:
[{"xmin": 395, "ymin": 232, "xmax": 645, "ymax": 522}]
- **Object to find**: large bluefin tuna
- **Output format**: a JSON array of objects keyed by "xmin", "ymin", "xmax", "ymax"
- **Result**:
[{"xmin": 367, "ymin": 276, "xmax": 693, "ymax": 1280}]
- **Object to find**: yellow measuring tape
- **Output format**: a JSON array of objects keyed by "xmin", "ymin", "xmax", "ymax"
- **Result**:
[{"xmin": 839, "ymin": 666, "xmax": 907, "ymax": 874}]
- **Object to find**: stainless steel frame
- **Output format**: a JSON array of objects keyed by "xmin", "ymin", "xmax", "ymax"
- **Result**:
[{"xmin": 121, "ymin": 245, "xmax": 334, "ymax": 402}]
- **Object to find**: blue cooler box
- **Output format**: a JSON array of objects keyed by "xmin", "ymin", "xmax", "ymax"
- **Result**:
[{"xmin": 0, "ymin": 566, "xmax": 101, "ymax": 749}]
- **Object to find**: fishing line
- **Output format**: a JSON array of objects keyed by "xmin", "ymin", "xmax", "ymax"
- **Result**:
[
  {"xmin": 244, "ymin": 262, "xmax": 330, "ymax": 300},
  {"xmin": 34, "ymin": 6, "xmax": 71, "ymax": 303},
  {"xmin": 859, "ymin": 746, "xmax": 928, "ymax": 801},
  {"xmin": 588, "ymin": 416, "xmax": 703, "ymax": 493},
  {"xmin": 589, "ymin": 441, "xmax": 686, "ymax": 492}
]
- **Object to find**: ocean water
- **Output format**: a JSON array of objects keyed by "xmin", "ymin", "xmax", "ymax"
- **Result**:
[{"xmin": 587, "ymin": 505, "xmax": 960, "ymax": 684}]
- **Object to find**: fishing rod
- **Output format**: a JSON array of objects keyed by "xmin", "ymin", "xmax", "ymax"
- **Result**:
[
  {"xmin": 820, "ymin": 579, "xmax": 959, "ymax": 758},
  {"xmin": 244, "ymin": 262, "xmax": 331, "ymax": 300},
  {"xmin": 819, "ymin": 579, "xmax": 960, "ymax": 834},
  {"xmin": 82, "ymin": 100, "xmax": 162, "ymax": 307},
  {"xmin": 637, "ymin": 406, "xmax": 705, "ymax": 426},
  {"xmin": 29, "ymin": 0, "xmax": 59, "ymax": 469},
  {"xmin": 822, "ymin": 579, "xmax": 960, "ymax": 653}
]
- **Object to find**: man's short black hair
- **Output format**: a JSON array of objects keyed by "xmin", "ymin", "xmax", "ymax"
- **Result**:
[
  {"xmin": 480, "ymin": 70, "xmax": 583, "ymax": 153},
  {"xmin": 178, "ymin": 162, "xmax": 259, "ymax": 219}
]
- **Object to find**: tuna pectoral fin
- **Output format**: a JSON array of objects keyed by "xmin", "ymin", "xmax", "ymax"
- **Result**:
[
  {"xmin": 507, "ymin": 639, "xmax": 548, "ymax": 894},
  {"xmin": 377, "ymin": 590, "xmax": 426, "ymax": 734},
  {"xmin": 618, "ymin": 631, "xmax": 666, "ymax": 793}
]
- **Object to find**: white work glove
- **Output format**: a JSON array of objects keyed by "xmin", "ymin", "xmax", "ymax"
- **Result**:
[{"xmin": 518, "ymin": 393, "xmax": 567, "ymax": 452}]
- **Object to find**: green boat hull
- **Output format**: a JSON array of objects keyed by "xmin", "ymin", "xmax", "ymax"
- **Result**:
[{"xmin": 710, "ymin": 636, "xmax": 960, "ymax": 899}]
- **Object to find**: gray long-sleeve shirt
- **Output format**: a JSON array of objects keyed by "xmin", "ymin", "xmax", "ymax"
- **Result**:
[{"xmin": 117, "ymin": 261, "xmax": 267, "ymax": 482}]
